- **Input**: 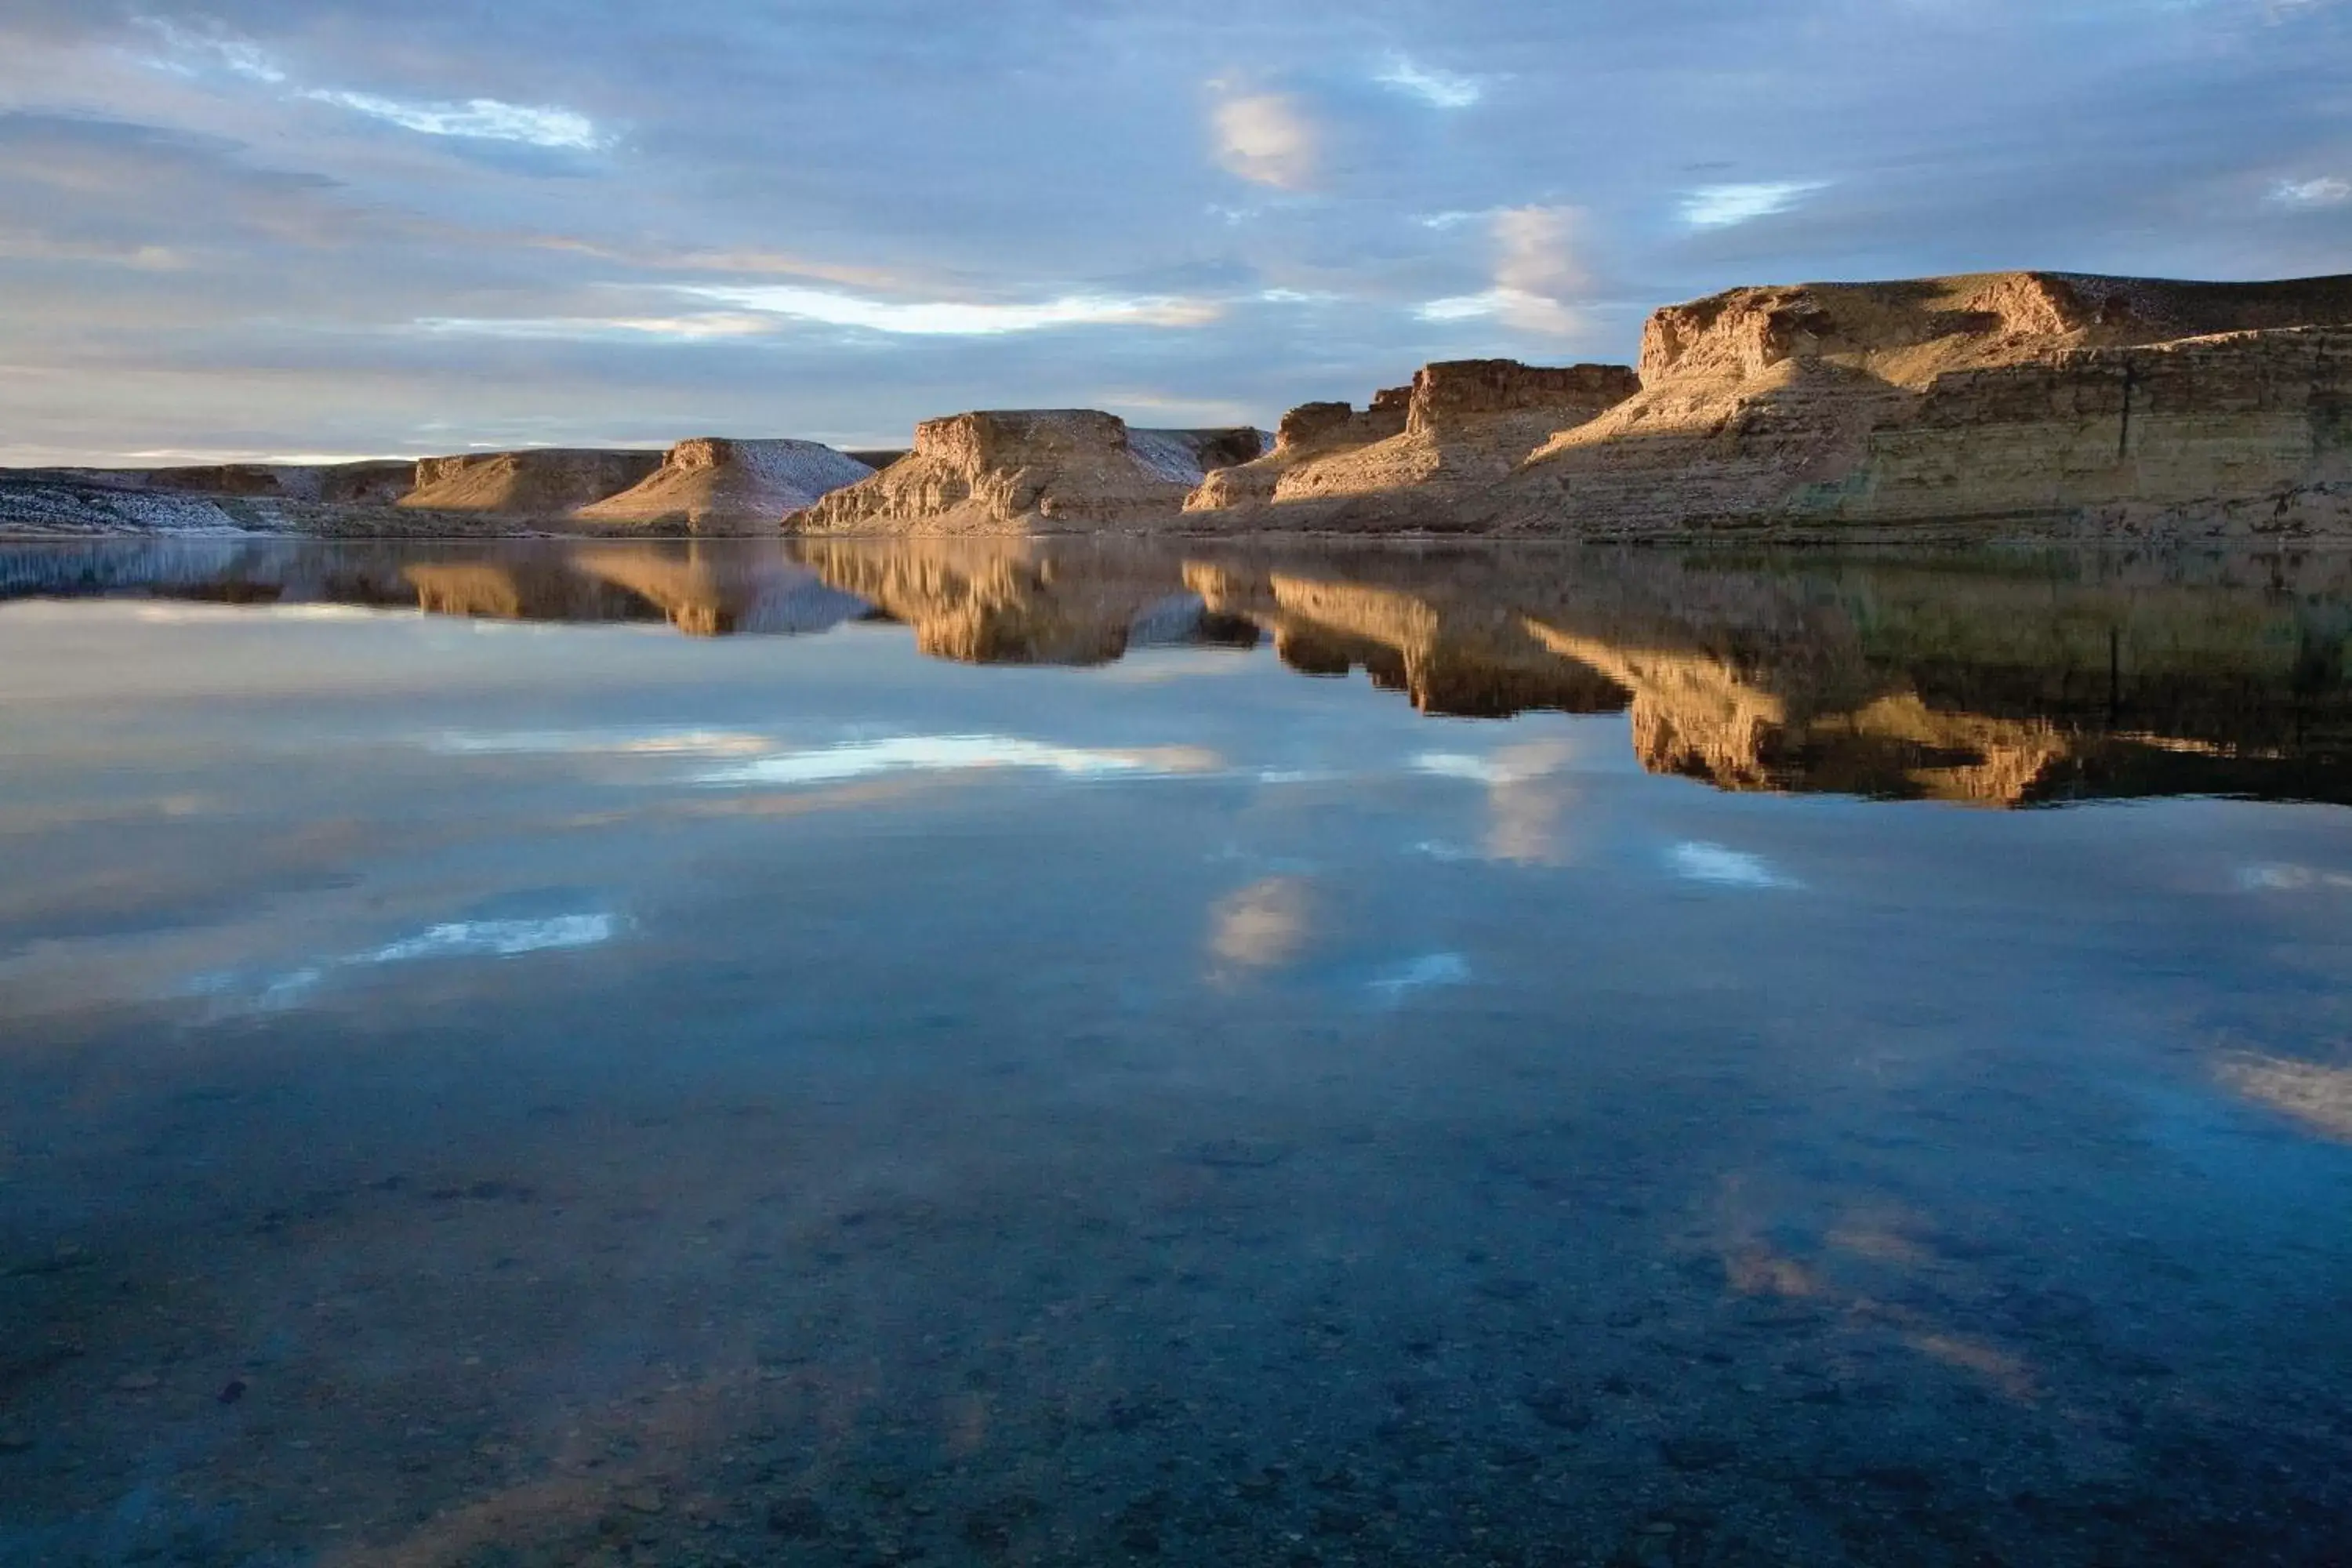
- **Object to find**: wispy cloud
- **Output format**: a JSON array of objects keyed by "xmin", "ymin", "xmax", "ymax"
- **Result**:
[
  {"xmin": 680, "ymin": 284, "xmax": 1221, "ymax": 336},
  {"xmin": 2270, "ymin": 175, "xmax": 2350, "ymax": 207},
  {"xmin": 1374, "ymin": 54, "xmax": 1483, "ymax": 109},
  {"xmin": 136, "ymin": 20, "xmax": 609, "ymax": 150},
  {"xmin": 1679, "ymin": 181, "xmax": 1828, "ymax": 229},
  {"xmin": 305, "ymin": 91, "xmax": 604, "ymax": 151},
  {"xmin": 416, "ymin": 313, "xmax": 780, "ymax": 342},
  {"xmin": 1210, "ymin": 89, "xmax": 1319, "ymax": 189}
]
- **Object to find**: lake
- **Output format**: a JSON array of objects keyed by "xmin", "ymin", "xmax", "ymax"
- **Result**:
[{"xmin": 2, "ymin": 537, "xmax": 2349, "ymax": 1566}]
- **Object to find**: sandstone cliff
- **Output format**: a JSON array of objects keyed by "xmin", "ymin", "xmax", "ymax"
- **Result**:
[
  {"xmin": 786, "ymin": 412, "xmax": 1264, "ymax": 535},
  {"xmin": 398, "ymin": 448, "xmax": 663, "ymax": 516},
  {"xmin": 573, "ymin": 438, "xmax": 873, "ymax": 534},
  {"xmin": 1504, "ymin": 271, "xmax": 2352, "ymax": 537},
  {"xmin": 1185, "ymin": 361, "xmax": 1637, "ymax": 525}
]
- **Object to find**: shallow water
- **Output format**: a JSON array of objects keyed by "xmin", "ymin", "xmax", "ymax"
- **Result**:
[{"xmin": 2, "ymin": 538, "xmax": 2350, "ymax": 1566}]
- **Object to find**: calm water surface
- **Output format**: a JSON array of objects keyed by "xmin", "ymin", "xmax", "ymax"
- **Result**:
[{"xmin": 2, "ymin": 539, "xmax": 2350, "ymax": 1566}]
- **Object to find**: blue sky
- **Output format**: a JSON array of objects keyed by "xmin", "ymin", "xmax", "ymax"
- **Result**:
[{"xmin": 2, "ymin": 0, "xmax": 2347, "ymax": 463}]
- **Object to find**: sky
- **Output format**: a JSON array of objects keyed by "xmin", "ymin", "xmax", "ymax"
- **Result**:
[{"xmin": 1, "ymin": 0, "xmax": 2348, "ymax": 465}]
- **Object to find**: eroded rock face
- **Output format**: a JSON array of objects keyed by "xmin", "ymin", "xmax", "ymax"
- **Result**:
[
  {"xmin": 401, "ymin": 449, "xmax": 663, "ymax": 516},
  {"xmin": 1184, "ymin": 361, "xmax": 1636, "ymax": 521},
  {"xmin": 1186, "ymin": 391, "xmax": 1410, "ymax": 511},
  {"xmin": 1512, "ymin": 271, "xmax": 2352, "ymax": 537},
  {"xmin": 574, "ymin": 438, "xmax": 873, "ymax": 534},
  {"xmin": 789, "ymin": 411, "xmax": 1214, "ymax": 534}
]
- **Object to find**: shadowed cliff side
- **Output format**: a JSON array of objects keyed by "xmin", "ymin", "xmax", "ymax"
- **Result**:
[
  {"xmin": 574, "ymin": 439, "xmax": 873, "ymax": 535},
  {"xmin": 399, "ymin": 449, "xmax": 665, "ymax": 516},
  {"xmin": 789, "ymin": 413, "xmax": 1264, "ymax": 535},
  {"xmin": 1186, "ymin": 361, "xmax": 1639, "ymax": 529}
]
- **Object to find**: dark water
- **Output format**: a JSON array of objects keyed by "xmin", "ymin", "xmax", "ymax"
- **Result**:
[{"xmin": 3, "ymin": 538, "xmax": 2350, "ymax": 1567}]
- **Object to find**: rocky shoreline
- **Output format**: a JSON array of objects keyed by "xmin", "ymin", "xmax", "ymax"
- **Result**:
[{"xmin": 8, "ymin": 269, "xmax": 2350, "ymax": 543}]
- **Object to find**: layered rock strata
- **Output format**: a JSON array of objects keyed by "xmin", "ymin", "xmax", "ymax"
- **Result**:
[
  {"xmin": 1186, "ymin": 361, "xmax": 1638, "ymax": 524},
  {"xmin": 788, "ymin": 412, "xmax": 1264, "ymax": 535},
  {"xmin": 574, "ymin": 438, "xmax": 873, "ymax": 534},
  {"xmin": 399, "ymin": 448, "xmax": 663, "ymax": 516},
  {"xmin": 1502, "ymin": 271, "xmax": 2352, "ymax": 537}
]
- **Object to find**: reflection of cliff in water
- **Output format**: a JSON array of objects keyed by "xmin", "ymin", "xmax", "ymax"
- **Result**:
[
  {"xmin": 5, "ymin": 537, "xmax": 2348, "ymax": 805},
  {"xmin": 1189, "ymin": 544, "xmax": 2352, "ymax": 806},
  {"xmin": 0, "ymin": 539, "xmax": 867, "ymax": 639},
  {"xmin": 789, "ymin": 538, "xmax": 1258, "ymax": 666}
]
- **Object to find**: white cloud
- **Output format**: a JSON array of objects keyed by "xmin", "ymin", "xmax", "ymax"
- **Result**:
[
  {"xmin": 136, "ymin": 21, "xmax": 608, "ymax": 151},
  {"xmin": 417, "ymin": 314, "xmax": 779, "ymax": 342},
  {"xmin": 1212, "ymin": 91, "xmax": 1319, "ymax": 189},
  {"xmin": 680, "ymin": 284, "xmax": 1220, "ymax": 336},
  {"xmin": 1415, "ymin": 205, "xmax": 1590, "ymax": 336},
  {"xmin": 2270, "ymin": 176, "xmax": 2351, "ymax": 207},
  {"xmin": 1374, "ymin": 55, "xmax": 1483, "ymax": 109},
  {"xmin": 302, "ymin": 90, "xmax": 605, "ymax": 151},
  {"xmin": 1679, "ymin": 181, "xmax": 1828, "ymax": 229}
]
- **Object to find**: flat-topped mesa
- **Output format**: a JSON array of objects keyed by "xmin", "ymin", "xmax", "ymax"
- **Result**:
[
  {"xmin": 1187, "ymin": 359, "xmax": 1639, "ymax": 520},
  {"xmin": 400, "ymin": 448, "xmax": 663, "ymax": 516},
  {"xmin": 1639, "ymin": 270, "xmax": 2352, "ymax": 387},
  {"xmin": 789, "ymin": 410, "xmax": 1245, "ymax": 534},
  {"xmin": 1404, "ymin": 360, "xmax": 1642, "ymax": 435},
  {"xmin": 574, "ymin": 437, "xmax": 873, "ymax": 534},
  {"xmin": 1504, "ymin": 270, "xmax": 2352, "ymax": 537}
]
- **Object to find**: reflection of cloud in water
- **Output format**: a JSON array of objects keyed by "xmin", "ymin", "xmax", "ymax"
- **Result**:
[
  {"xmin": 2221, "ymin": 1054, "xmax": 2352, "ymax": 1142},
  {"xmin": 434, "ymin": 729, "xmax": 779, "ymax": 758},
  {"xmin": 190, "ymin": 913, "xmax": 619, "ymax": 1012},
  {"xmin": 1209, "ymin": 877, "xmax": 1312, "ymax": 969},
  {"xmin": 699, "ymin": 736, "xmax": 1218, "ymax": 788},
  {"xmin": 1412, "ymin": 739, "xmax": 1580, "ymax": 864},
  {"xmin": 1669, "ymin": 841, "xmax": 1800, "ymax": 889},
  {"xmin": 2237, "ymin": 863, "xmax": 2352, "ymax": 892},
  {"xmin": 365, "ymin": 915, "xmax": 617, "ymax": 964},
  {"xmin": 1368, "ymin": 952, "xmax": 1471, "ymax": 1005},
  {"xmin": 1483, "ymin": 737, "xmax": 1579, "ymax": 865}
]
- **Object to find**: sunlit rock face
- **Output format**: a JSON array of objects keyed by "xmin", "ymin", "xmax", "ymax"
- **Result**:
[
  {"xmin": 574, "ymin": 439, "xmax": 873, "ymax": 535},
  {"xmin": 1512, "ymin": 271, "xmax": 2352, "ymax": 538},
  {"xmin": 399, "ymin": 448, "xmax": 665, "ymax": 516},
  {"xmin": 789, "ymin": 412, "xmax": 1260, "ymax": 535},
  {"xmin": 1185, "ymin": 388, "xmax": 1412, "ymax": 510},
  {"xmin": 1185, "ymin": 362, "xmax": 1636, "ymax": 523}
]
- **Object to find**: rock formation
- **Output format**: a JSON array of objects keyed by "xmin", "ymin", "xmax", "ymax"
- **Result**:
[
  {"xmin": 1185, "ymin": 361, "xmax": 1638, "ymax": 524},
  {"xmin": 573, "ymin": 438, "xmax": 873, "ymax": 534},
  {"xmin": 1501, "ymin": 271, "xmax": 2352, "ymax": 537},
  {"xmin": 398, "ymin": 448, "xmax": 663, "ymax": 516},
  {"xmin": 787, "ymin": 412, "xmax": 1264, "ymax": 535},
  {"xmin": 1187, "ymin": 387, "xmax": 1411, "ymax": 510}
]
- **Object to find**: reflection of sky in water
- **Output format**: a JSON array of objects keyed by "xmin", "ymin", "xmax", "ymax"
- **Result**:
[{"xmin": 5, "ymin": 564, "xmax": 2352, "ymax": 1565}]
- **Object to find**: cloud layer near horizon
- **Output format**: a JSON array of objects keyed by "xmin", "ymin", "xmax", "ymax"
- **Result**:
[{"xmin": 1, "ymin": 0, "xmax": 2347, "ymax": 463}]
